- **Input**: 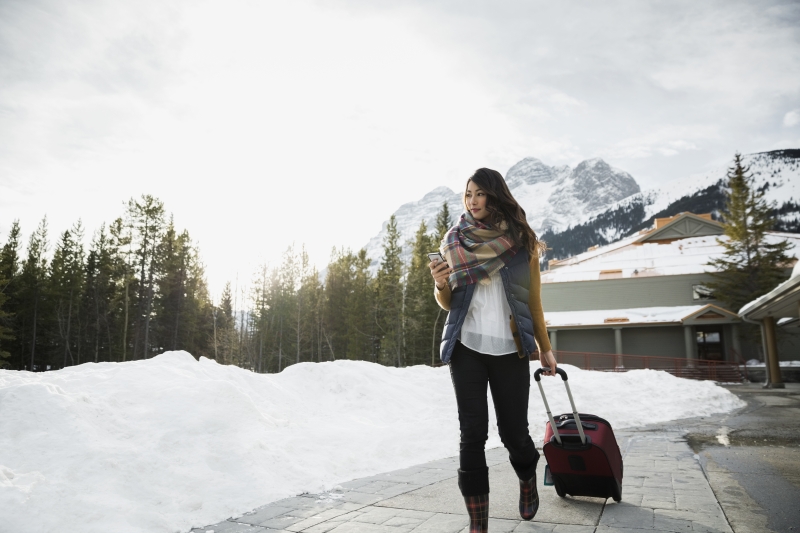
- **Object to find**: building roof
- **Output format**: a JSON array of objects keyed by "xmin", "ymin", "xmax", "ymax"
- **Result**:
[
  {"xmin": 543, "ymin": 212, "xmax": 800, "ymax": 284},
  {"xmin": 632, "ymin": 213, "xmax": 722, "ymax": 244},
  {"xmin": 546, "ymin": 304, "xmax": 740, "ymax": 329},
  {"xmin": 739, "ymin": 261, "xmax": 800, "ymax": 321}
]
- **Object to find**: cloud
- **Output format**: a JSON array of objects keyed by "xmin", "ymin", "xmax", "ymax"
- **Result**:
[
  {"xmin": 785, "ymin": 110, "xmax": 800, "ymax": 127},
  {"xmin": 1, "ymin": 0, "xmax": 799, "ymax": 291}
]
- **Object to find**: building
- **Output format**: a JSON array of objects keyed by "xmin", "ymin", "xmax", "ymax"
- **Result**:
[
  {"xmin": 540, "ymin": 213, "xmax": 800, "ymax": 366},
  {"xmin": 738, "ymin": 261, "xmax": 800, "ymax": 387}
]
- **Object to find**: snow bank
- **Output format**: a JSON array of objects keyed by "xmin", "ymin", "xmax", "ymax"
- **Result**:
[{"xmin": 0, "ymin": 352, "xmax": 745, "ymax": 533}]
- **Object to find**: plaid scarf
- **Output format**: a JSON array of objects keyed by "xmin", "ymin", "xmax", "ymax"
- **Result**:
[{"xmin": 441, "ymin": 212, "xmax": 518, "ymax": 289}]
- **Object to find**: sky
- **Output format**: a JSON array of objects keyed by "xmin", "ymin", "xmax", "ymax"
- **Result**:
[{"xmin": 1, "ymin": 0, "xmax": 799, "ymax": 299}]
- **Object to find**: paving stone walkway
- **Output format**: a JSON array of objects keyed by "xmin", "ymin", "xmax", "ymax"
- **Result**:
[{"xmin": 191, "ymin": 430, "xmax": 733, "ymax": 533}]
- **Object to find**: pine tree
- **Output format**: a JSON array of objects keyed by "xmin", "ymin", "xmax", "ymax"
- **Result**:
[
  {"xmin": 376, "ymin": 215, "xmax": 405, "ymax": 366},
  {"xmin": 404, "ymin": 220, "xmax": 441, "ymax": 366},
  {"xmin": 322, "ymin": 247, "xmax": 354, "ymax": 360},
  {"xmin": 127, "ymin": 195, "xmax": 166, "ymax": 359},
  {"xmin": 50, "ymin": 222, "xmax": 86, "ymax": 367},
  {"xmin": 214, "ymin": 282, "xmax": 236, "ymax": 364},
  {"xmin": 0, "ymin": 221, "xmax": 21, "ymax": 367},
  {"xmin": 19, "ymin": 217, "xmax": 50, "ymax": 370},
  {"xmin": 109, "ymin": 217, "xmax": 135, "ymax": 362},
  {"xmin": 0, "ymin": 279, "xmax": 11, "ymax": 367},
  {"xmin": 83, "ymin": 224, "xmax": 118, "ymax": 363},
  {"xmin": 251, "ymin": 264, "xmax": 271, "ymax": 372},
  {"xmin": 345, "ymin": 249, "xmax": 375, "ymax": 361},
  {"xmin": 435, "ymin": 200, "xmax": 453, "ymax": 243},
  {"xmin": 707, "ymin": 153, "xmax": 793, "ymax": 311}
]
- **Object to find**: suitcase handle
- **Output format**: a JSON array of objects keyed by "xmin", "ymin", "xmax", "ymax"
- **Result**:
[
  {"xmin": 534, "ymin": 367, "xmax": 586, "ymax": 445},
  {"xmin": 557, "ymin": 420, "xmax": 597, "ymax": 431},
  {"xmin": 533, "ymin": 367, "xmax": 568, "ymax": 381}
]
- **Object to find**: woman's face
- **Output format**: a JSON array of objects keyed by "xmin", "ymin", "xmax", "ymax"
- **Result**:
[{"xmin": 465, "ymin": 180, "xmax": 489, "ymax": 221}]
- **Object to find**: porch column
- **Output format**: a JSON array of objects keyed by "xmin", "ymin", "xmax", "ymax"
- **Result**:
[
  {"xmin": 614, "ymin": 327, "xmax": 623, "ymax": 368},
  {"xmin": 684, "ymin": 325, "xmax": 695, "ymax": 367},
  {"xmin": 550, "ymin": 330, "xmax": 558, "ymax": 352},
  {"xmin": 763, "ymin": 316, "xmax": 784, "ymax": 389},
  {"xmin": 731, "ymin": 324, "xmax": 742, "ymax": 362}
]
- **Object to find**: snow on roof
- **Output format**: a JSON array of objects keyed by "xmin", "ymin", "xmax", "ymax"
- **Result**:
[
  {"xmin": 543, "ymin": 232, "xmax": 800, "ymax": 283},
  {"xmin": 738, "ymin": 261, "xmax": 800, "ymax": 318},
  {"xmin": 545, "ymin": 305, "xmax": 708, "ymax": 328}
]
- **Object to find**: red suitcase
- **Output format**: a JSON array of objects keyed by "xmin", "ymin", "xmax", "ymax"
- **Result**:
[{"xmin": 534, "ymin": 367, "xmax": 623, "ymax": 502}]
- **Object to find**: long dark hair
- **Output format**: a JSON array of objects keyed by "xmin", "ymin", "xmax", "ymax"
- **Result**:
[{"xmin": 464, "ymin": 168, "xmax": 547, "ymax": 258}]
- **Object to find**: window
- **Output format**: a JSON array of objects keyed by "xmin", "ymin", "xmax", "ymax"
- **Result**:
[
  {"xmin": 696, "ymin": 331, "xmax": 721, "ymax": 343},
  {"xmin": 692, "ymin": 284, "xmax": 715, "ymax": 300}
]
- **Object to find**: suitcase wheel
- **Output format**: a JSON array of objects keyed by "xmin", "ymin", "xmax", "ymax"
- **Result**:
[
  {"xmin": 611, "ymin": 483, "xmax": 622, "ymax": 503},
  {"xmin": 554, "ymin": 478, "xmax": 566, "ymax": 498}
]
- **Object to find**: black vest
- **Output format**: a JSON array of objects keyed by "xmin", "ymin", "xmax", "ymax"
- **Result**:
[{"xmin": 439, "ymin": 249, "xmax": 538, "ymax": 363}]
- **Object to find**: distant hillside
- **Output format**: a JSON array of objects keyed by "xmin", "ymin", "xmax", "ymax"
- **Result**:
[{"xmin": 540, "ymin": 149, "xmax": 800, "ymax": 265}]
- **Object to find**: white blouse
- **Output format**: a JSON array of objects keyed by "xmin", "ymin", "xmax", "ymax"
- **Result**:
[{"xmin": 459, "ymin": 271, "xmax": 518, "ymax": 355}]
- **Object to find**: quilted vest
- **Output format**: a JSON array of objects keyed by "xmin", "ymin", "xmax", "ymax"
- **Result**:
[{"xmin": 439, "ymin": 249, "xmax": 537, "ymax": 363}]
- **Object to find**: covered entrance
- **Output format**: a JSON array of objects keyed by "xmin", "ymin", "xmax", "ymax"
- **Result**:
[
  {"xmin": 696, "ymin": 327, "xmax": 724, "ymax": 361},
  {"xmin": 680, "ymin": 305, "xmax": 741, "ymax": 363}
]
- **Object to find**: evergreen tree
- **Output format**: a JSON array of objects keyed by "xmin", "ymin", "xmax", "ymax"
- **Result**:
[
  {"xmin": 1, "ymin": 198, "xmax": 214, "ymax": 370},
  {"xmin": 707, "ymin": 153, "xmax": 793, "ymax": 311},
  {"xmin": 127, "ymin": 195, "xmax": 166, "ymax": 359},
  {"xmin": 214, "ymin": 282, "xmax": 236, "ymax": 365},
  {"xmin": 50, "ymin": 222, "xmax": 86, "ymax": 367},
  {"xmin": 155, "ymin": 221, "xmax": 213, "ymax": 359},
  {"xmin": 0, "ymin": 278, "xmax": 11, "ymax": 367},
  {"xmin": 404, "ymin": 220, "xmax": 441, "ymax": 366},
  {"xmin": 83, "ymin": 224, "xmax": 118, "ymax": 363},
  {"xmin": 435, "ymin": 200, "xmax": 453, "ymax": 243},
  {"xmin": 345, "ymin": 249, "xmax": 375, "ymax": 361},
  {"xmin": 109, "ymin": 217, "xmax": 135, "ymax": 362},
  {"xmin": 322, "ymin": 247, "xmax": 355, "ymax": 360},
  {"xmin": 0, "ymin": 221, "xmax": 22, "ymax": 367},
  {"xmin": 18, "ymin": 217, "xmax": 50, "ymax": 370},
  {"xmin": 376, "ymin": 215, "xmax": 405, "ymax": 366},
  {"xmin": 251, "ymin": 264, "xmax": 271, "ymax": 372}
]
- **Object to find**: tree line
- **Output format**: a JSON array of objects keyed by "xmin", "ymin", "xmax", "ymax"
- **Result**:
[
  {"xmin": 1, "ymin": 155, "xmax": 792, "ymax": 372},
  {"xmin": 0, "ymin": 195, "xmax": 453, "ymax": 372}
]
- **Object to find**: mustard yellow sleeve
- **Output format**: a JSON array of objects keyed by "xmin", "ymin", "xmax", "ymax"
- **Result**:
[
  {"xmin": 528, "ymin": 257, "xmax": 552, "ymax": 353},
  {"xmin": 434, "ymin": 283, "xmax": 452, "ymax": 311}
]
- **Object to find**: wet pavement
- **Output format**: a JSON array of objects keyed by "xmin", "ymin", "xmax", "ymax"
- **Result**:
[
  {"xmin": 684, "ymin": 383, "xmax": 800, "ymax": 533},
  {"xmin": 189, "ymin": 383, "xmax": 800, "ymax": 533}
]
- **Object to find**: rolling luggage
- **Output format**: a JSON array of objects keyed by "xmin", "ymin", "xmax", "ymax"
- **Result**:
[{"xmin": 534, "ymin": 367, "xmax": 623, "ymax": 502}]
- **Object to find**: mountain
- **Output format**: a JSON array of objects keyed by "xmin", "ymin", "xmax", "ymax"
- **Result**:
[
  {"xmin": 364, "ymin": 157, "xmax": 640, "ymax": 270},
  {"xmin": 507, "ymin": 157, "xmax": 640, "ymax": 233},
  {"xmin": 540, "ymin": 149, "xmax": 800, "ymax": 263}
]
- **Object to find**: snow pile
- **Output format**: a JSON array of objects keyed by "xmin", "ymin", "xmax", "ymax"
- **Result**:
[{"xmin": 0, "ymin": 352, "xmax": 745, "ymax": 533}]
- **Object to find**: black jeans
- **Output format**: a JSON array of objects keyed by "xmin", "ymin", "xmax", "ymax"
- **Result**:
[{"xmin": 449, "ymin": 341, "xmax": 539, "ymax": 496}]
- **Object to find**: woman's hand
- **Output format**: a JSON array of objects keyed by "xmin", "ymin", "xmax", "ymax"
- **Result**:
[
  {"xmin": 539, "ymin": 349, "xmax": 557, "ymax": 376},
  {"xmin": 429, "ymin": 260, "xmax": 452, "ymax": 290}
]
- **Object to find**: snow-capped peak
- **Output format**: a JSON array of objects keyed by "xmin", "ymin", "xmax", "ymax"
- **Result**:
[{"xmin": 363, "ymin": 156, "xmax": 642, "ymax": 271}]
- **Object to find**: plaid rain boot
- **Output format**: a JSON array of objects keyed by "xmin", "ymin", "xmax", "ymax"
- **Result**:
[
  {"xmin": 518, "ymin": 474, "xmax": 539, "ymax": 520},
  {"xmin": 463, "ymin": 493, "xmax": 489, "ymax": 533},
  {"xmin": 458, "ymin": 468, "xmax": 490, "ymax": 533}
]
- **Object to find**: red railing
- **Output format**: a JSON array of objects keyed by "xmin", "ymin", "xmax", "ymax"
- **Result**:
[{"xmin": 528, "ymin": 350, "xmax": 745, "ymax": 382}]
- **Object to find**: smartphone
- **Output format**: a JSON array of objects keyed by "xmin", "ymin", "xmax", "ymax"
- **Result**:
[{"xmin": 427, "ymin": 252, "xmax": 447, "ymax": 265}]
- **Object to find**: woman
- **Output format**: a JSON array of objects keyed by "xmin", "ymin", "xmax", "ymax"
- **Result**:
[{"xmin": 429, "ymin": 168, "xmax": 557, "ymax": 532}]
